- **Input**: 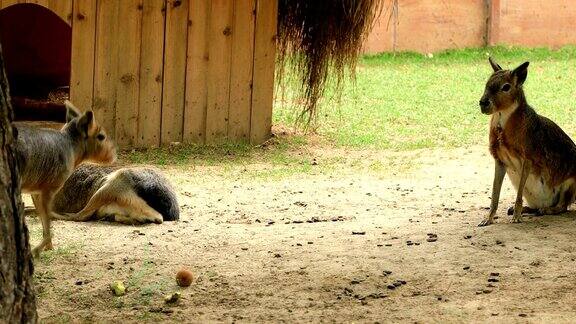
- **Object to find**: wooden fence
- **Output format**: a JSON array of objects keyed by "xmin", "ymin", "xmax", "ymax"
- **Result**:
[
  {"xmin": 0, "ymin": 0, "xmax": 278, "ymax": 147},
  {"xmin": 364, "ymin": 0, "xmax": 576, "ymax": 54}
]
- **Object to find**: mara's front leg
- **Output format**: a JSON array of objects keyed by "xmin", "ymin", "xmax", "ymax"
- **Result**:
[
  {"xmin": 479, "ymin": 160, "xmax": 506, "ymax": 226},
  {"xmin": 32, "ymin": 190, "xmax": 56, "ymax": 258},
  {"xmin": 511, "ymin": 159, "xmax": 532, "ymax": 223}
]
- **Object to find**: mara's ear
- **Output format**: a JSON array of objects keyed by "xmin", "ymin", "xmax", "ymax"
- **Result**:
[
  {"xmin": 512, "ymin": 61, "xmax": 530, "ymax": 86},
  {"xmin": 488, "ymin": 57, "xmax": 502, "ymax": 72},
  {"xmin": 77, "ymin": 111, "xmax": 95, "ymax": 136},
  {"xmin": 65, "ymin": 100, "xmax": 81, "ymax": 122}
]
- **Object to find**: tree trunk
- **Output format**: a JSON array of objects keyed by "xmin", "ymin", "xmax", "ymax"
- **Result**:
[{"xmin": 0, "ymin": 45, "xmax": 38, "ymax": 322}]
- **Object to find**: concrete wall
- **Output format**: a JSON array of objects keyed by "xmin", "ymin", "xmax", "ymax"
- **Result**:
[{"xmin": 364, "ymin": 0, "xmax": 576, "ymax": 54}]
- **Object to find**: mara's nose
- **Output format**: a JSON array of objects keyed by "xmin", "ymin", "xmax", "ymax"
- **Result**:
[{"xmin": 479, "ymin": 98, "xmax": 489, "ymax": 108}]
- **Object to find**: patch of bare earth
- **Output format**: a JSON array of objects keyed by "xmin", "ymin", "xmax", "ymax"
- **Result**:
[{"xmin": 29, "ymin": 146, "xmax": 576, "ymax": 323}]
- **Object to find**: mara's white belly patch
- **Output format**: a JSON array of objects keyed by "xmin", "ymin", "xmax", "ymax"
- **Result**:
[{"xmin": 507, "ymin": 168, "xmax": 574, "ymax": 209}]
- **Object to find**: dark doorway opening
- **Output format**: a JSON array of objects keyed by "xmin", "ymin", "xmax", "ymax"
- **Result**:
[{"xmin": 0, "ymin": 3, "xmax": 71, "ymax": 122}]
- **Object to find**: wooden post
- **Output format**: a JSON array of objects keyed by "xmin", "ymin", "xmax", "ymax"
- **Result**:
[
  {"xmin": 93, "ymin": 0, "xmax": 120, "ymax": 138},
  {"xmin": 70, "ymin": 0, "xmax": 97, "ymax": 112},
  {"xmin": 137, "ymin": 0, "xmax": 166, "ymax": 147},
  {"xmin": 115, "ymin": 0, "xmax": 142, "ymax": 147},
  {"xmin": 228, "ymin": 0, "xmax": 255, "ymax": 141},
  {"xmin": 161, "ymin": 0, "xmax": 189, "ymax": 145},
  {"xmin": 205, "ymin": 0, "xmax": 233, "ymax": 143},
  {"xmin": 184, "ymin": 0, "xmax": 209, "ymax": 144},
  {"xmin": 487, "ymin": 0, "xmax": 500, "ymax": 46},
  {"xmin": 250, "ymin": 0, "xmax": 277, "ymax": 144}
]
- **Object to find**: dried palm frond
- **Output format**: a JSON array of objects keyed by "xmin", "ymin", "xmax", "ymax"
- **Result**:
[{"xmin": 277, "ymin": 0, "xmax": 387, "ymax": 124}]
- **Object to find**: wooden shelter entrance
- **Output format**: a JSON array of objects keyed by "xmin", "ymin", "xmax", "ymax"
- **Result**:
[
  {"xmin": 0, "ymin": 0, "xmax": 277, "ymax": 148},
  {"xmin": 0, "ymin": 3, "xmax": 71, "ymax": 121}
]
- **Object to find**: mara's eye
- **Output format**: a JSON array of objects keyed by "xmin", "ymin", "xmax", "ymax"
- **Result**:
[
  {"xmin": 501, "ymin": 84, "xmax": 511, "ymax": 92},
  {"xmin": 97, "ymin": 134, "xmax": 106, "ymax": 141}
]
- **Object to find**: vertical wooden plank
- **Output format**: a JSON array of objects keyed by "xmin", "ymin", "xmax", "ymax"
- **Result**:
[
  {"xmin": 161, "ymin": 0, "xmax": 188, "ymax": 145},
  {"xmin": 205, "ymin": 0, "xmax": 233, "ymax": 143},
  {"xmin": 183, "ymin": 0, "xmax": 209, "ymax": 144},
  {"xmin": 48, "ymin": 0, "xmax": 73, "ymax": 24},
  {"xmin": 114, "ymin": 0, "xmax": 142, "ymax": 147},
  {"xmin": 93, "ymin": 0, "xmax": 119, "ymax": 137},
  {"xmin": 137, "ymin": 0, "xmax": 165, "ymax": 147},
  {"xmin": 228, "ymin": 0, "xmax": 255, "ymax": 141},
  {"xmin": 250, "ymin": 0, "xmax": 277, "ymax": 144},
  {"xmin": 23, "ymin": 0, "xmax": 48, "ymax": 6},
  {"xmin": 70, "ymin": 0, "xmax": 97, "ymax": 112},
  {"xmin": 0, "ymin": 0, "xmax": 20, "ymax": 8},
  {"xmin": 488, "ymin": 0, "xmax": 501, "ymax": 46}
]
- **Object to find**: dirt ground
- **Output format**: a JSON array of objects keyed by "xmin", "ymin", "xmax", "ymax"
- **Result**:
[{"xmin": 27, "ymin": 145, "xmax": 576, "ymax": 323}]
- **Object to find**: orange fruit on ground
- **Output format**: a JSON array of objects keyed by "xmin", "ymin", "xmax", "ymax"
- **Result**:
[{"xmin": 176, "ymin": 268, "xmax": 194, "ymax": 287}]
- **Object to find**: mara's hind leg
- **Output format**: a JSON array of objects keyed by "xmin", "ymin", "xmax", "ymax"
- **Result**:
[
  {"xmin": 52, "ymin": 182, "xmax": 114, "ymax": 222},
  {"xmin": 112, "ymin": 190, "xmax": 163, "ymax": 224},
  {"xmin": 32, "ymin": 191, "xmax": 56, "ymax": 257},
  {"xmin": 55, "ymin": 180, "xmax": 163, "ymax": 224},
  {"xmin": 507, "ymin": 206, "xmax": 539, "ymax": 216},
  {"xmin": 537, "ymin": 182, "xmax": 576, "ymax": 216},
  {"xmin": 537, "ymin": 206, "xmax": 567, "ymax": 215},
  {"xmin": 24, "ymin": 194, "xmax": 41, "ymax": 217},
  {"xmin": 511, "ymin": 159, "xmax": 532, "ymax": 223},
  {"xmin": 95, "ymin": 198, "xmax": 163, "ymax": 225}
]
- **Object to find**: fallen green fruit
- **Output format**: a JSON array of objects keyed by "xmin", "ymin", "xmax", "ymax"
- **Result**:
[
  {"xmin": 164, "ymin": 292, "xmax": 181, "ymax": 304},
  {"xmin": 110, "ymin": 281, "xmax": 126, "ymax": 296}
]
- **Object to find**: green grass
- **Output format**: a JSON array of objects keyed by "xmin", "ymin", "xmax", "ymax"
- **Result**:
[
  {"xmin": 274, "ymin": 45, "xmax": 576, "ymax": 150},
  {"xmin": 121, "ymin": 46, "xmax": 576, "ymax": 177}
]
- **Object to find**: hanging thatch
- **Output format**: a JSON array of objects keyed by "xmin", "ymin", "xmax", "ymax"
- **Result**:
[{"xmin": 277, "ymin": 0, "xmax": 386, "ymax": 123}]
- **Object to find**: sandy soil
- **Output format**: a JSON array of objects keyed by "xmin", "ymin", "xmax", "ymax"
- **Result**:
[{"xmin": 27, "ymin": 145, "xmax": 576, "ymax": 323}]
